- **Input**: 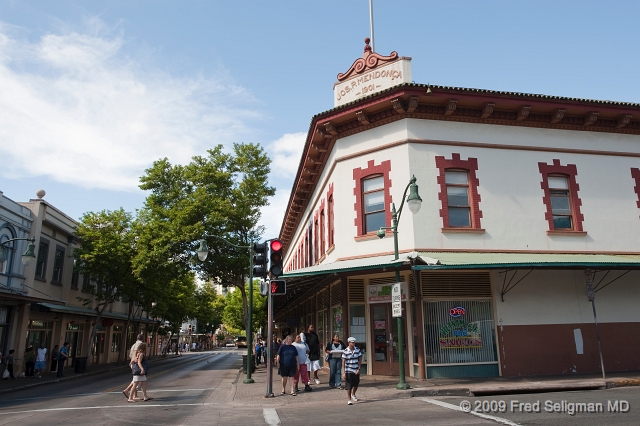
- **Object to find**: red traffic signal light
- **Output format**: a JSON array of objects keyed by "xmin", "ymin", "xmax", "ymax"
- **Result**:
[
  {"xmin": 270, "ymin": 279, "xmax": 286, "ymax": 295},
  {"xmin": 269, "ymin": 239, "xmax": 284, "ymax": 278}
]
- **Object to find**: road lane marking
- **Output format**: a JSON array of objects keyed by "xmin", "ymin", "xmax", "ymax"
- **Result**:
[
  {"xmin": 422, "ymin": 398, "xmax": 522, "ymax": 426},
  {"xmin": 0, "ymin": 403, "xmax": 219, "ymax": 415},
  {"xmin": 263, "ymin": 408, "xmax": 281, "ymax": 425}
]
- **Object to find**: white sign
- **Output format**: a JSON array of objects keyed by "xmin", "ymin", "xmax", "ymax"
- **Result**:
[
  {"xmin": 333, "ymin": 58, "xmax": 412, "ymax": 107},
  {"xmin": 391, "ymin": 282, "xmax": 402, "ymax": 318}
]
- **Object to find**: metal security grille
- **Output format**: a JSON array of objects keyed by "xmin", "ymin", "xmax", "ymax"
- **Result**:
[
  {"xmin": 330, "ymin": 280, "xmax": 342, "ymax": 306},
  {"xmin": 348, "ymin": 278, "xmax": 365, "ymax": 303},
  {"xmin": 369, "ymin": 276, "xmax": 396, "ymax": 286},
  {"xmin": 423, "ymin": 300, "xmax": 498, "ymax": 364},
  {"xmin": 408, "ymin": 273, "xmax": 415, "ymax": 299},
  {"xmin": 421, "ymin": 272, "xmax": 492, "ymax": 298}
]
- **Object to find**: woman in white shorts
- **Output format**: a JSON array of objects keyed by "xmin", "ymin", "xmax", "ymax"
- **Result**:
[{"xmin": 129, "ymin": 343, "xmax": 152, "ymax": 402}]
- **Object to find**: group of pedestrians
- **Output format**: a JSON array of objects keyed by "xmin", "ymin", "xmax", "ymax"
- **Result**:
[
  {"xmin": 274, "ymin": 325, "xmax": 362, "ymax": 405},
  {"xmin": 2, "ymin": 342, "xmax": 68, "ymax": 380}
]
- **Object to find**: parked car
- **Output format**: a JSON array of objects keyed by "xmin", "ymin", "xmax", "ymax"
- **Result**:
[{"xmin": 225, "ymin": 339, "xmax": 236, "ymax": 348}]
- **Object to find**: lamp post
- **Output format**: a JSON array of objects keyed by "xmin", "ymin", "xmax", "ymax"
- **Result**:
[
  {"xmin": 0, "ymin": 237, "xmax": 36, "ymax": 266},
  {"xmin": 196, "ymin": 234, "xmax": 255, "ymax": 384},
  {"xmin": 376, "ymin": 175, "xmax": 422, "ymax": 390}
]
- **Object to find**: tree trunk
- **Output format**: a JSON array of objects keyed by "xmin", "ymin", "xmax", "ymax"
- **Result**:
[
  {"xmin": 118, "ymin": 301, "xmax": 134, "ymax": 365},
  {"xmin": 85, "ymin": 305, "xmax": 106, "ymax": 360}
]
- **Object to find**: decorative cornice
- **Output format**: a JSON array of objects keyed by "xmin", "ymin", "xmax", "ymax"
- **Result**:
[
  {"xmin": 391, "ymin": 98, "xmax": 406, "ymax": 113},
  {"xmin": 516, "ymin": 106, "xmax": 531, "ymax": 121},
  {"xmin": 583, "ymin": 111, "xmax": 599, "ymax": 126},
  {"xmin": 444, "ymin": 99, "xmax": 458, "ymax": 116},
  {"xmin": 481, "ymin": 102, "xmax": 495, "ymax": 119},
  {"xmin": 550, "ymin": 109, "xmax": 566, "ymax": 124},
  {"xmin": 356, "ymin": 110, "xmax": 370, "ymax": 125},
  {"xmin": 617, "ymin": 114, "xmax": 632, "ymax": 128},
  {"xmin": 336, "ymin": 38, "xmax": 399, "ymax": 82}
]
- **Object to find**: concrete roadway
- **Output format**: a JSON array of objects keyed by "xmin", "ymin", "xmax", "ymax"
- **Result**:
[{"xmin": 1, "ymin": 349, "xmax": 638, "ymax": 425}]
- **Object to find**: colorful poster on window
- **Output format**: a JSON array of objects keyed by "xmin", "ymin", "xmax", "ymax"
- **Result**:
[
  {"xmin": 367, "ymin": 282, "xmax": 408, "ymax": 304},
  {"xmin": 438, "ymin": 318, "xmax": 482, "ymax": 349}
]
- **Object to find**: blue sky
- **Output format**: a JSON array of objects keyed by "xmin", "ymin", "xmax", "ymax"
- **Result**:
[{"xmin": 1, "ymin": 1, "xmax": 639, "ymax": 238}]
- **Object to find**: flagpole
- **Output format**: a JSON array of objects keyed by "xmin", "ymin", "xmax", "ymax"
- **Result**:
[{"xmin": 369, "ymin": 0, "xmax": 375, "ymax": 52}]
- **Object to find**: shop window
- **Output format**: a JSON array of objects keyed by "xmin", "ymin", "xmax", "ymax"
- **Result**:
[
  {"xmin": 332, "ymin": 306, "xmax": 343, "ymax": 341},
  {"xmin": 538, "ymin": 160, "xmax": 584, "ymax": 232},
  {"xmin": 320, "ymin": 208, "xmax": 326, "ymax": 256},
  {"xmin": 314, "ymin": 216, "xmax": 319, "ymax": 263},
  {"xmin": 35, "ymin": 240, "xmax": 49, "ymax": 279},
  {"xmin": 51, "ymin": 247, "xmax": 65, "ymax": 284},
  {"xmin": 423, "ymin": 300, "xmax": 498, "ymax": 365},
  {"xmin": 353, "ymin": 160, "xmax": 392, "ymax": 236},
  {"xmin": 349, "ymin": 305, "xmax": 367, "ymax": 360},
  {"xmin": 436, "ymin": 154, "xmax": 483, "ymax": 229},
  {"xmin": 112, "ymin": 326, "xmax": 123, "ymax": 352}
]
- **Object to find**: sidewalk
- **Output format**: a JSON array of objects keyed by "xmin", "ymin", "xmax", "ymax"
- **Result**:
[
  {"xmin": 0, "ymin": 353, "xmax": 183, "ymax": 395},
  {"xmin": 230, "ymin": 363, "xmax": 640, "ymax": 406}
]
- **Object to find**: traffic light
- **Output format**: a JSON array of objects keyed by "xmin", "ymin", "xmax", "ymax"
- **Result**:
[
  {"xmin": 270, "ymin": 279, "xmax": 286, "ymax": 295},
  {"xmin": 253, "ymin": 242, "xmax": 268, "ymax": 279},
  {"xmin": 188, "ymin": 325, "xmax": 192, "ymax": 335},
  {"xmin": 269, "ymin": 239, "xmax": 284, "ymax": 278}
]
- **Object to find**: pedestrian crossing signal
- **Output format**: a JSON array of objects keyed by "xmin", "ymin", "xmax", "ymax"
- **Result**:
[{"xmin": 270, "ymin": 279, "xmax": 286, "ymax": 295}]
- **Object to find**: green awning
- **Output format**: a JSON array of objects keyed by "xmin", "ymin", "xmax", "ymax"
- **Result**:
[
  {"xmin": 37, "ymin": 303, "xmax": 156, "ymax": 323},
  {"xmin": 280, "ymin": 254, "xmax": 406, "ymax": 278},
  {"xmin": 412, "ymin": 252, "xmax": 640, "ymax": 270}
]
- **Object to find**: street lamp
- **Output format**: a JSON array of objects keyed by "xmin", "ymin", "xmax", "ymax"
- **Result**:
[
  {"xmin": 376, "ymin": 175, "xmax": 422, "ymax": 390},
  {"xmin": 197, "ymin": 234, "xmax": 256, "ymax": 384},
  {"xmin": 0, "ymin": 237, "xmax": 36, "ymax": 266}
]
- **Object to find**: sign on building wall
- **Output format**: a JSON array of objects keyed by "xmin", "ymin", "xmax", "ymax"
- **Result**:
[
  {"xmin": 334, "ymin": 58, "xmax": 412, "ymax": 107},
  {"xmin": 367, "ymin": 282, "xmax": 408, "ymax": 304}
]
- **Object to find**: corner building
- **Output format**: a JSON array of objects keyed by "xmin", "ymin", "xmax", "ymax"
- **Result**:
[{"xmin": 276, "ymin": 41, "xmax": 640, "ymax": 379}]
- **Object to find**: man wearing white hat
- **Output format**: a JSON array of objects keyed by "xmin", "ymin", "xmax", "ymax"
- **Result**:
[{"xmin": 342, "ymin": 337, "xmax": 362, "ymax": 405}]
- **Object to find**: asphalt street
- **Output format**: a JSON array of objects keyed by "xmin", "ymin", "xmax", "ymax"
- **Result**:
[{"xmin": 1, "ymin": 349, "xmax": 638, "ymax": 426}]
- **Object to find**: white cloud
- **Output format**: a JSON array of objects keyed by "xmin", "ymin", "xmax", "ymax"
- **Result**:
[
  {"xmin": 268, "ymin": 132, "xmax": 306, "ymax": 179},
  {"xmin": 258, "ymin": 188, "xmax": 291, "ymax": 239},
  {"xmin": 0, "ymin": 20, "xmax": 259, "ymax": 191}
]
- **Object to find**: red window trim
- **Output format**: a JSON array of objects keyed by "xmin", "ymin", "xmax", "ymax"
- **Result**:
[
  {"xmin": 313, "ymin": 211, "xmax": 319, "ymax": 264},
  {"xmin": 353, "ymin": 160, "xmax": 392, "ymax": 236},
  {"xmin": 435, "ymin": 154, "xmax": 483, "ymax": 229},
  {"xmin": 631, "ymin": 168, "xmax": 640, "ymax": 209},
  {"xmin": 538, "ymin": 159, "xmax": 584, "ymax": 232},
  {"xmin": 319, "ymin": 199, "xmax": 326, "ymax": 256},
  {"xmin": 327, "ymin": 184, "xmax": 335, "ymax": 247}
]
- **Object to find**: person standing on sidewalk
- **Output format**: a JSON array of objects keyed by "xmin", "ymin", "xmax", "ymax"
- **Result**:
[
  {"xmin": 292, "ymin": 333, "xmax": 312, "ymax": 393},
  {"xmin": 254, "ymin": 340, "xmax": 262, "ymax": 366},
  {"xmin": 303, "ymin": 324, "xmax": 321, "ymax": 385},
  {"xmin": 3, "ymin": 350, "xmax": 15, "ymax": 379},
  {"xmin": 34, "ymin": 343, "xmax": 47, "ymax": 379},
  {"xmin": 326, "ymin": 334, "xmax": 346, "ymax": 389},
  {"xmin": 276, "ymin": 335, "xmax": 299, "ymax": 396},
  {"xmin": 50, "ymin": 345, "xmax": 59, "ymax": 373},
  {"xmin": 342, "ymin": 337, "xmax": 362, "ymax": 405},
  {"xmin": 24, "ymin": 345, "xmax": 35, "ymax": 377},
  {"xmin": 57, "ymin": 342, "xmax": 70, "ymax": 377}
]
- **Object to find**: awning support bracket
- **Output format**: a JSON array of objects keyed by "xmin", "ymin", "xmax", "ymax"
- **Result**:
[
  {"xmin": 594, "ymin": 270, "xmax": 631, "ymax": 293},
  {"xmin": 500, "ymin": 268, "xmax": 534, "ymax": 302}
]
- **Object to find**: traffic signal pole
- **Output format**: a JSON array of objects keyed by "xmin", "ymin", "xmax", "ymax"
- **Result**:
[
  {"xmin": 244, "ymin": 244, "xmax": 254, "ymax": 384},
  {"xmin": 265, "ymin": 283, "xmax": 274, "ymax": 397}
]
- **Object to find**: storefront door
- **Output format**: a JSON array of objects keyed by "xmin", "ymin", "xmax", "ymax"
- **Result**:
[{"xmin": 370, "ymin": 302, "xmax": 408, "ymax": 376}]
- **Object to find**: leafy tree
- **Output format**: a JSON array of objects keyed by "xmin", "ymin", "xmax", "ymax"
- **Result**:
[
  {"xmin": 192, "ymin": 282, "xmax": 225, "ymax": 335},
  {"xmin": 222, "ymin": 282, "xmax": 266, "ymax": 333},
  {"xmin": 74, "ymin": 209, "xmax": 140, "ymax": 360},
  {"xmin": 134, "ymin": 143, "xmax": 274, "ymax": 336}
]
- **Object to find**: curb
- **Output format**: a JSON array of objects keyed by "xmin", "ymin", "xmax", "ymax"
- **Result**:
[
  {"xmin": 410, "ymin": 388, "xmax": 471, "ymax": 397},
  {"xmin": 606, "ymin": 379, "xmax": 640, "ymax": 389}
]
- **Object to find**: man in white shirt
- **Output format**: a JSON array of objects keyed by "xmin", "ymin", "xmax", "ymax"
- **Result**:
[
  {"xmin": 292, "ymin": 333, "xmax": 312, "ymax": 393},
  {"xmin": 342, "ymin": 337, "xmax": 362, "ymax": 405},
  {"xmin": 35, "ymin": 344, "xmax": 47, "ymax": 379}
]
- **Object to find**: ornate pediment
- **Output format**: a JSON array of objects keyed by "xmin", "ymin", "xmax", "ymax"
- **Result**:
[{"xmin": 337, "ymin": 38, "xmax": 399, "ymax": 82}]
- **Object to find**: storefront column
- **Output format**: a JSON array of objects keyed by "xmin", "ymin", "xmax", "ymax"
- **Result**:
[
  {"xmin": 412, "ymin": 268, "xmax": 426, "ymax": 379},
  {"xmin": 13, "ymin": 302, "xmax": 30, "ymax": 373},
  {"xmin": 342, "ymin": 276, "xmax": 349, "ymax": 338}
]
